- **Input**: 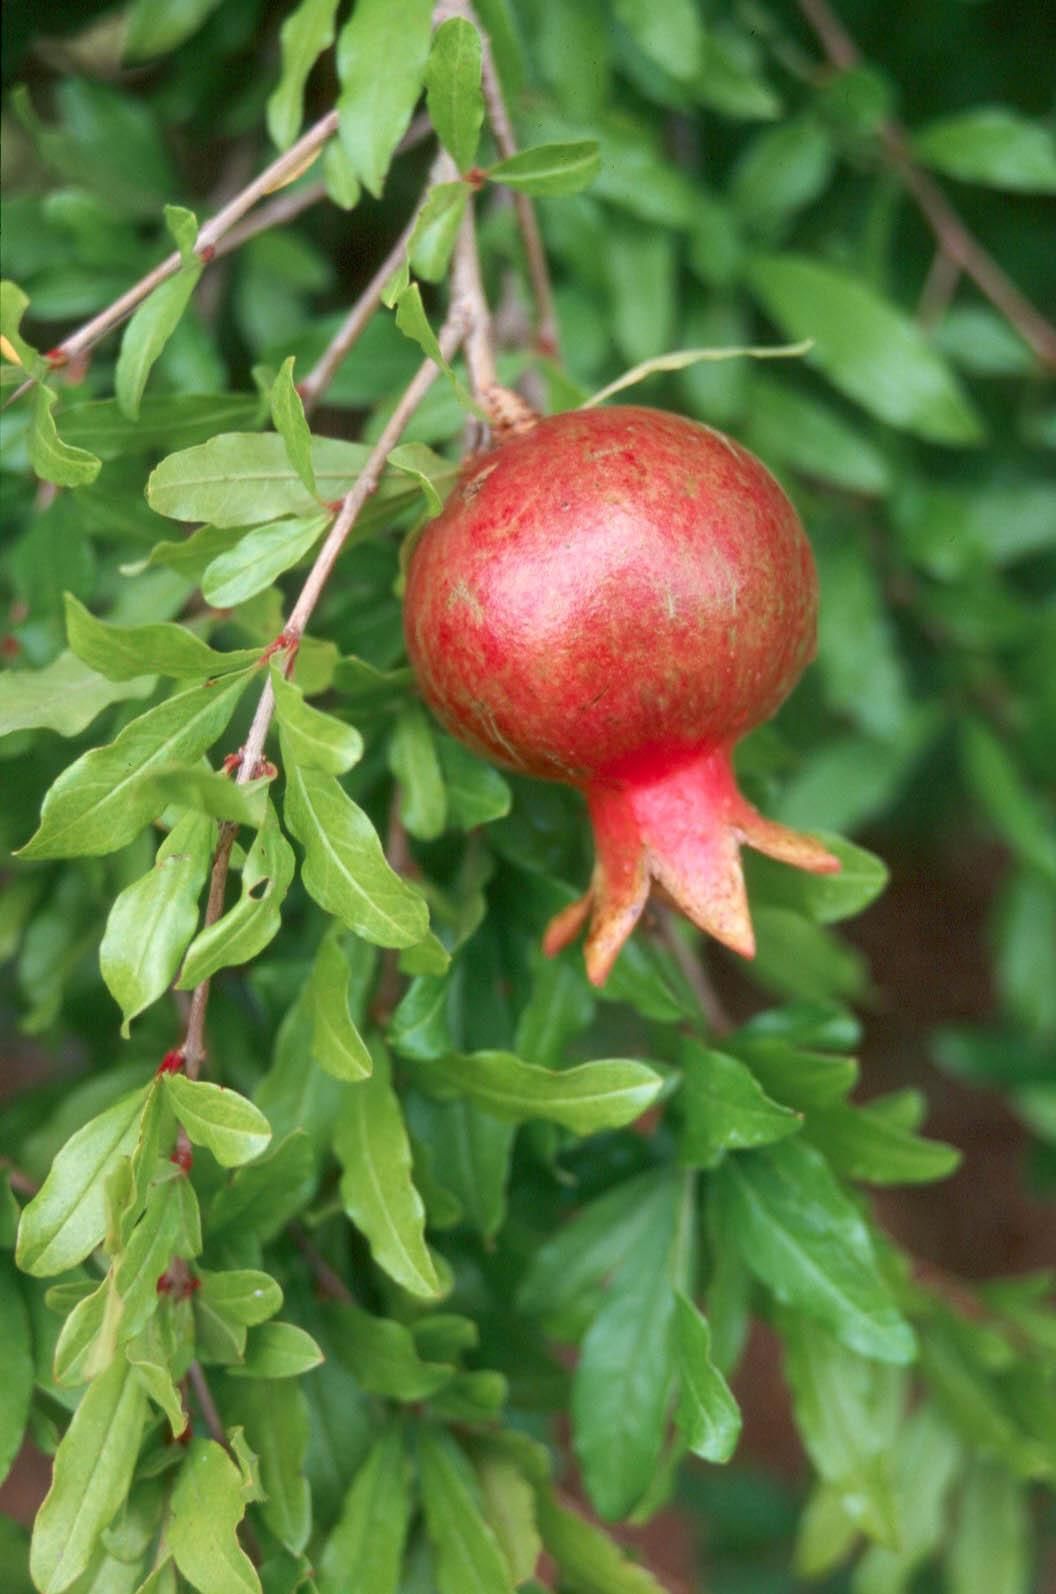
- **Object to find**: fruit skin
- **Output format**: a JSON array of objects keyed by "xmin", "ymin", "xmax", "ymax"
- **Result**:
[{"xmin": 404, "ymin": 404, "xmax": 838, "ymax": 984}]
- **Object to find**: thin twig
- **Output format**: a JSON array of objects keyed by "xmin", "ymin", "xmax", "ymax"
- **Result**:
[
  {"xmin": 178, "ymin": 316, "xmax": 466, "ymax": 1072},
  {"xmin": 796, "ymin": 0, "xmax": 1056, "ymax": 369},
  {"xmin": 214, "ymin": 178, "xmax": 327, "ymax": 260},
  {"xmin": 299, "ymin": 149, "xmax": 451, "ymax": 415},
  {"xmin": 655, "ymin": 908, "xmax": 733, "ymax": 1036},
  {"xmin": 436, "ymin": 0, "xmax": 560, "ymax": 357},
  {"xmin": 291, "ymin": 1223, "xmax": 354, "ymax": 1302},
  {"xmin": 451, "ymin": 200, "xmax": 498, "ymax": 399},
  {"xmin": 188, "ymin": 1359, "xmax": 230, "ymax": 1449},
  {"xmin": 917, "ymin": 244, "xmax": 961, "ymax": 329}
]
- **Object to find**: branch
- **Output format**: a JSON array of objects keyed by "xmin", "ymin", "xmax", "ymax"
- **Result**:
[
  {"xmin": 179, "ymin": 314, "xmax": 466, "ymax": 1077},
  {"xmin": 655, "ymin": 908, "xmax": 733, "ymax": 1037},
  {"xmin": 451, "ymin": 200, "xmax": 498, "ymax": 400},
  {"xmin": 299, "ymin": 148, "xmax": 451, "ymax": 415},
  {"xmin": 436, "ymin": 0, "xmax": 560, "ymax": 358},
  {"xmin": 797, "ymin": 0, "xmax": 1056, "ymax": 369}
]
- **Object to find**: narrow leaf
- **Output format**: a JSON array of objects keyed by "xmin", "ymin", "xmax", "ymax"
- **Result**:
[
  {"xmin": 679, "ymin": 1041, "xmax": 801, "ymax": 1168},
  {"xmin": 16, "ymin": 1088, "xmax": 149, "ymax": 1276},
  {"xmin": 673, "ymin": 1293, "xmax": 742, "ymax": 1464},
  {"xmin": 282, "ymin": 751, "xmax": 429, "ymax": 947},
  {"xmin": 425, "ymin": 1050, "xmax": 662, "ymax": 1134},
  {"xmin": 584, "ymin": 339, "xmax": 811, "ymax": 407},
  {"xmin": 18, "ymin": 671, "xmax": 254, "ymax": 860},
  {"xmin": 317, "ymin": 1425, "xmax": 411, "ymax": 1594},
  {"xmin": 30, "ymin": 384, "xmax": 102, "ymax": 488},
  {"xmin": 0, "ymin": 651, "xmax": 155, "ymax": 738},
  {"xmin": 336, "ymin": 0, "xmax": 433, "ymax": 197},
  {"xmin": 489, "ymin": 141, "xmax": 600, "ymax": 197},
  {"xmin": 271, "ymin": 667, "xmax": 362, "ymax": 775},
  {"xmin": 201, "ymin": 513, "xmax": 330, "ymax": 607},
  {"xmin": 169, "ymin": 1438, "xmax": 260, "ymax": 1594},
  {"xmin": 425, "ymin": 19, "xmax": 484, "ymax": 171},
  {"xmin": 418, "ymin": 1425, "xmax": 515, "ymax": 1594},
  {"xmin": 116, "ymin": 261, "xmax": 204, "ymax": 420},
  {"xmin": 65, "ymin": 593, "xmax": 259, "ymax": 681},
  {"xmin": 270, "ymin": 356, "xmax": 316, "ymax": 495},
  {"xmin": 165, "ymin": 1076, "xmax": 272, "ymax": 1168},
  {"xmin": 267, "ymin": 0, "xmax": 340, "ymax": 150},
  {"xmin": 148, "ymin": 434, "xmax": 368, "ymax": 526},
  {"xmin": 309, "ymin": 928, "xmax": 373, "ymax": 1082},
  {"xmin": 334, "ymin": 1042, "xmax": 440, "ymax": 1299},
  {"xmin": 30, "ymin": 1357, "xmax": 148, "ymax": 1594},
  {"xmin": 177, "ymin": 800, "xmax": 295, "ymax": 986}
]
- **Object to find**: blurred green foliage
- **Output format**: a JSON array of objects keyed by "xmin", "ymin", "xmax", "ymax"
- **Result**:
[{"xmin": 1, "ymin": 2, "xmax": 1054, "ymax": 1592}]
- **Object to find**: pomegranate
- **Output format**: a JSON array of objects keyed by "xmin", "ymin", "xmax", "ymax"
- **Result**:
[{"xmin": 403, "ymin": 405, "xmax": 838, "ymax": 986}]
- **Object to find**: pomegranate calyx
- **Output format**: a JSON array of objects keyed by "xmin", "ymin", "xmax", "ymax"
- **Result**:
[{"xmin": 544, "ymin": 746, "xmax": 839, "ymax": 986}]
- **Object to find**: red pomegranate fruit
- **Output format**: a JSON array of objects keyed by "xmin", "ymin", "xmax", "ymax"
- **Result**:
[{"xmin": 403, "ymin": 404, "xmax": 839, "ymax": 985}]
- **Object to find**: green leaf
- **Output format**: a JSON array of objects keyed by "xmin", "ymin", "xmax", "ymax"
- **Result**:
[
  {"xmin": 125, "ymin": 0, "xmax": 224, "ymax": 59},
  {"xmin": 387, "ymin": 440, "xmax": 455, "ymax": 515},
  {"xmin": 169, "ymin": 1438, "xmax": 261, "ymax": 1594},
  {"xmin": 748, "ymin": 253, "xmax": 983, "ymax": 445},
  {"xmin": 697, "ymin": 32, "xmax": 781, "ymax": 120},
  {"xmin": 961, "ymin": 718, "xmax": 1056, "ymax": 883},
  {"xmin": 16, "ymin": 1087, "xmax": 149, "ymax": 1276},
  {"xmin": 730, "ymin": 117, "xmax": 834, "ymax": 230},
  {"xmin": 208, "ymin": 1131, "xmax": 316, "ymax": 1242},
  {"xmin": 114, "ymin": 1182, "xmax": 189, "ymax": 1343},
  {"xmin": 116, "ymin": 261, "xmax": 203, "ymax": 420},
  {"xmin": 746, "ymin": 833, "xmax": 889, "ymax": 926},
  {"xmin": 474, "ymin": 1448, "xmax": 542, "ymax": 1585},
  {"xmin": 418, "ymin": 1425, "xmax": 515, "ymax": 1594},
  {"xmin": 611, "ymin": 0, "xmax": 703, "ymax": 81},
  {"xmin": 851, "ymin": 1407, "xmax": 961, "ymax": 1594},
  {"xmin": 673, "ymin": 1293, "xmax": 742, "ymax": 1464},
  {"xmin": 334, "ymin": 1041, "xmax": 440, "ymax": 1299},
  {"xmin": 223, "ymin": 1380, "xmax": 310, "ymax": 1553},
  {"xmin": 572, "ymin": 1174, "xmax": 680, "ymax": 1518},
  {"xmin": 309, "ymin": 927, "xmax": 373, "ymax": 1081},
  {"xmin": 490, "ymin": 141, "xmax": 600, "ymax": 197},
  {"xmin": 30, "ymin": 384, "xmax": 102, "ymax": 488},
  {"xmin": 389, "ymin": 701, "xmax": 447, "ymax": 840},
  {"xmin": 679, "ymin": 1042, "xmax": 801, "ymax": 1169},
  {"xmin": 270, "ymin": 356, "xmax": 316, "ymax": 496},
  {"xmin": 712, "ymin": 1140, "xmax": 915, "ymax": 1364},
  {"xmin": 425, "ymin": 19, "xmax": 485, "ymax": 171},
  {"xmin": 228, "ymin": 1321, "xmax": 324, "ymax": 1379},
  {"xmin": 322, "ymin": 137, "xmax": 362, "ymax": 209},
  {"xmin": 782, "ymin": 1313, "xmax": 905, "ymax": 1546},
  {"xmin": 0, "ymin": 651, "xmax": 155, "ymax": 739},
  {"xmin": 805, "ymin": 1102, "xmax": 961, "ymax": 1186},
  {"xmin": 30, "ymin": 1356, "xmax": 148, "ymax": 1594},
  {"xmin": 437, "ymin": 738, "xmax": 511, "ymax": 828},
  {"xmin": 65, "ymin": 593, "xmax": 260, "ymax": 681},
  {"xmin": 18, "ymin": 671, "xmax": 254, "ymax": 860},
  {"xmin": 317, "ymin": 1425, "xmax": 411, "ymax": 1594},
  {"xmin": 201, "ymin": 512, "xmax": 330, "ymax": 607},
  {"xmin": 336, "ymin": 0, "xmax": 433, "ymax": 197},
  {"xmin": 408, "ymin": 1096, "xmax": 514, "ymax": 1238},
  {"xmin": 165, "ymin": 1076, "xmax": 272, "ymax": 1168},
  {"xmin": 393, "ymin": 284, "xmax": 476, "ymax": 413},
  {"xmin": 913, "ymin": 105, "xmax": 1056, "ymax": 192},
  {"xmin": 1, "ymin": 277, "xmax": 44, "ymax": 373},
  {"xmin": 0, "ymin": 1256, "xmax": 33, "ymax": 1484},
  {"xmin": 177, "ymin": 800, "xmax": 296, "ymax": 986},
  {"xmin": 947, "ymin": 1459, "xmax": 1030, "ymax": 1594},
  {"xmin": 409, "ymin": 184, "xmax": 470, "ymax": 283},
  {"xmin": 198, "ymin": 1270, "xmax": 283, "ymax": 1327},
  {"xmin": 148, "ymin": 434, "xmax": 368, "ymax": 526},
  {"xmin": 270, "ymin": 668, "xmax": 362, "ymax": 776},
  {"xmin": 267, "ymin": 0, "xmax": 340, "ymax": 150},
  {"xmin": 424, "ymin": 1051, "xmax": 662, "ymax": 1135},
  {"xmin": 751, "ymin": 907, "xmax": 868, "ymax": 1005},
  {"xmin": 282, "ymin": 752, "xmax": 429, "ymax": 947},
  {"xmin": 518, "ymin": 1170, "xmax": 676, "ymax": 1323},
  {"xmin": 62, "ymin": 395, "xmax": 263, "ymax": 459},
  {"xmin": 535, "ymin": 1482, "xmax": 669, "ymax": 1594},
  {"xmin": 745, "ymin": 375, "xmax": 891, "ymax": 495},
  {"xmin": 328, "ymin": 1301, "xmax": 452, "ymax": 1400},
  {"xmin": 143, "ymin": 766, "xmax": 271, "ymax": 828}
]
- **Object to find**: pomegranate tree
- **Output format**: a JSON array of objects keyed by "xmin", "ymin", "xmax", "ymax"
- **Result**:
[{"xmin": 404, "ymin": 404, "xmax": 839, "ymax": 984}]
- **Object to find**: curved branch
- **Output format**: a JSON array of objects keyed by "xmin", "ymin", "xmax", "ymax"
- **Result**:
[
  {"xmin": 180, "ymin": 315, "xmax": 467, "ymax": 1077},
  {"xmin": 797, "ymin": 0, "xmax": 1056, "ymax": 369}
]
